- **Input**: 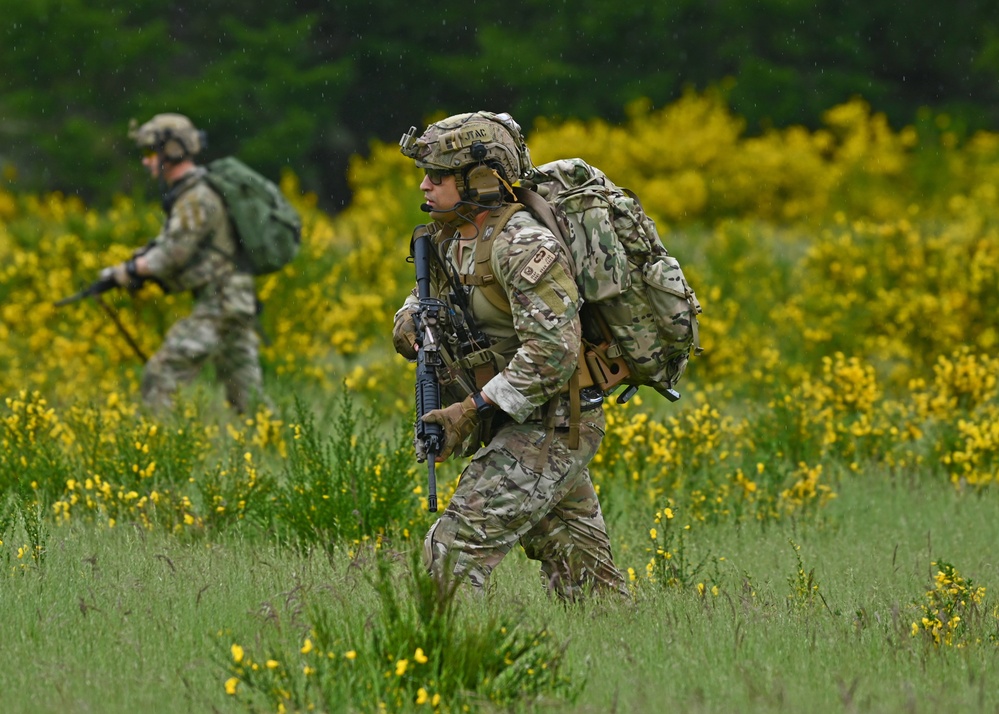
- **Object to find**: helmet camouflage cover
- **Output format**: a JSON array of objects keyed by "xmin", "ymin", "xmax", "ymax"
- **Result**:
[
  {"xmin": 399, "ymin": 111, "xmax": 532, "ymax": 186},
  {"xmin": 128, "ymin": 113, "xmax": 204, "ymax": 161}
]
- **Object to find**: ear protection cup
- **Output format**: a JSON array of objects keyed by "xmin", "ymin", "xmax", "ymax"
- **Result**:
[
  {"xmin": 159, "ymin": 127, "xmax": 207, "ymax": 162},
  {"xmin": 463, "ymin": 164, "xmax": 503, "ymax": 204},
  {"xmin": 161, "ymin": 137, "xmax": 188, "ymax": 162}
]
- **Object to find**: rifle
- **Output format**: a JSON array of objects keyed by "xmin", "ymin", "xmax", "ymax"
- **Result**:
[
  {"xmin": 53, "ymin": 274, "xmax": 118, "ymax": 307},
  {"xmin": 54, "ymin": 276, "xmax": 149, "ymax": 363},
  {"xmin": 412, "ymin": 225, "xmax": 445, "ymax": 512}
]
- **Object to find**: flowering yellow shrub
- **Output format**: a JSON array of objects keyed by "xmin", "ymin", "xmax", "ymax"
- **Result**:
[
  {"xmin": 911, "ymin": 561, "xmax": 991, "ymax": 647},
  {"xmin": 2, "ymin": 92, "xmax": 999, "ymax": 559},
  {"xmin": 527, "ymin": 92, "xmax": 948, "ymax": 225}
]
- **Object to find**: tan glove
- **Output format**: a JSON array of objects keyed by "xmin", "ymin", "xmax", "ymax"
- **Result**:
[
  {"xmin": 421, "ymin": 395, "xmax": 479, "ymax": 462},
  {"xmin": 393, "ymin": 308, "xmax": 419, "ymax": 360},
  {"xmin": 99, "ymin": 259, "xmax": 143, "ymax": 290}
]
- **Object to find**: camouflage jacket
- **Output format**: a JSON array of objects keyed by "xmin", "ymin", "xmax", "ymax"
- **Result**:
[
  {"xmin": 141, "ymin": 167, "xmax": 243, "ymax": 298},
  {"xmin": 400, "ymin": 208, "xmax": 581, "ymax": 423}
]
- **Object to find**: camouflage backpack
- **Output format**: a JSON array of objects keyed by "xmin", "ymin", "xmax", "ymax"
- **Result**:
[
  {"xmin": 203, "ymin": 157, "xmax": 302, "ymax": 276},
  {"xmin": 474, "ymin": 158, "xmax": 702, "ymax": 402}
]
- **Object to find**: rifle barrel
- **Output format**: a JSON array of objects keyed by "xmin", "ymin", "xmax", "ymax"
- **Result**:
[
  {"xmin": 427, "ymin": 459, "xmax": 438, "ymax": 513},
  {"xmin": 53, "ymin": 275, "xmax": 118, "ymax": 307},
  {"xmin": 54, "ymin": 288, "xmax": 93, "ymax": 307}
]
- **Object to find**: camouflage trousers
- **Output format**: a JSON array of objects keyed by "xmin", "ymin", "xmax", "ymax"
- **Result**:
[
  {"xmin": 141, "ymin": 284, "xmax": 263, "ymax": 414},
  {"xmin": 423, "ymin": 408, "xmax": 628, "ymax": 600}
]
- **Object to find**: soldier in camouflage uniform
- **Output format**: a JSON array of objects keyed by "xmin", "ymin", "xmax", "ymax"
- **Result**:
[
  {"xmin": 100, "ymin": 113, "xmax": 264, "ymax": 413},
  {"xmin": 395, "ymin": 112, "xmax": 628, "ymax": 600}
]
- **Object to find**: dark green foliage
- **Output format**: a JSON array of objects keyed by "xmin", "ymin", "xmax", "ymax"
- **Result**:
[{"xmin": 2, "ymin": 0, "xmax": 997, "ymax": 209}]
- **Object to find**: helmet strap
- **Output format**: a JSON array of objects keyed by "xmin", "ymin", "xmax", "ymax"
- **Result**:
[{"xmin": 429, "ymin": 200, "xmax": 481, "ymax": 229}]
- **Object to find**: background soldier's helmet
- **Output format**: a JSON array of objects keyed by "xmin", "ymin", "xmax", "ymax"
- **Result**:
[
  {"xmin": 128, "ymin": 113, "xmax": 205, "ymax": 162},
  {"xmin": 399, "ymin": 111, "xmax": 532, "ymax": 204}
]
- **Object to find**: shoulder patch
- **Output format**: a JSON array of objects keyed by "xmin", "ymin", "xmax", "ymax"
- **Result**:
[{"xmin": 520, "ymin": 247, "xmax": 557, "ymax": 284}]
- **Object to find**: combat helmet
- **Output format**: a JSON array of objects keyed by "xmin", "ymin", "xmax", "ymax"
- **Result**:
[
  {"xmin": 128, "ymin": 113, "xmax": 206, "ymax": 162},
  {"xmin": 400, "ymin": 111, "xmax": 531, "ymax": 205}
]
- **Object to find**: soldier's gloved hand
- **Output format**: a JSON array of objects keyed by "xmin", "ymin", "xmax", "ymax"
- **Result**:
[
  {"xmin": 392, "ymin": 308, "xmax": 419, "ymax": 360},
  {"xmin": 421, "ymin": 395, "xmax": 479, "ymax": 462},
  {"xmin": 99, "ymin": 259, "xmax": 143, "ymax": 290}
]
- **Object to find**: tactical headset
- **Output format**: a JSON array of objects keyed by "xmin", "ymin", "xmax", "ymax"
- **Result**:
[
  {"xmin": 460, "ymin": 142, "xmax": 510, "ymax": 205},
  {"xmin": 156, "ymin": 127, "xmax": 208, "ymax": 163}
]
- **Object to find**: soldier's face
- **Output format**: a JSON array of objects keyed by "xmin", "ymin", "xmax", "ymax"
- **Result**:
[
  {"xmin": 420, "ymin": 171, "xmax": 461, "ymax": 216},
  {"xmin": 141, "ymin": 150, "xmax": 161, "ymax": 179}
]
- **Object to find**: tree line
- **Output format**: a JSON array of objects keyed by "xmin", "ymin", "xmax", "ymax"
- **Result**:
[{"xmin": 2, "ymin": 0, "xmax": 996, "ymax": 210}]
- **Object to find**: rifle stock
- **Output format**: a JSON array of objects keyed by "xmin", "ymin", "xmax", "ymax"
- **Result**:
[{"xmin": 412, "ymin": 225, "xmax": 444, "ymax": 512}]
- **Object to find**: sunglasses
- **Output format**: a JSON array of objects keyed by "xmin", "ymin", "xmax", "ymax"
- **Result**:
[{"xmin": 424, "ymin": 168, "xmax": 455, "ymax": 185}]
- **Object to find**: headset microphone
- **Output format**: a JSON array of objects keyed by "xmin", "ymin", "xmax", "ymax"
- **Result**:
[{"xmin": 423, "ymin": 201, "xmax": 467, "ymax": 213}]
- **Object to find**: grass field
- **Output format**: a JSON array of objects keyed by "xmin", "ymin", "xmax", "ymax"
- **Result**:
[{"xmin": 4, "ymin": 467, "xmax": 997, "ymax": 713}]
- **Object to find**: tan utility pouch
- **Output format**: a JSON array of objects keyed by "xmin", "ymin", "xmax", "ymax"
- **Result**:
[
  {"xmin": 458, "ymin": 348, "xmax": 499, "ymax": 390},
  {"xmin": 582, "ymin": 339, "xmax": 630, "ymax": 392}
]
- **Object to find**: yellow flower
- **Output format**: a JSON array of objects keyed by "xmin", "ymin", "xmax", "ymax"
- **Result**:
[
  {"xmin": 345, "ymin": 650, "xmax": 357, "ymax": 660},
  {"xmin": 266, "ymin": 659, "xmax": 279, "ymax": 669},
  {"xmin": 416, "ymin": 688, "xmax": 429, "ymax": 705},
  {"xmin": 224, "ymin": 677, "xmax": 239, "ymax": 695},
  {"xmin": 664, "ymin": 508, "xmax": 674, "ymax": 520},
  {"xmin": 414, "ymin": 647, "xmax": 428, "ymax": 664},
  {"xmin": 649, "ymin": 528, "xmax": 658, "ymax": 540},
  {"xmin": 396, "ymin": 658, "xmax": 409, "ymax": 676},
  {"xmin": 231, "ymin": 644, "xmax": 244, "ymax": 664},
  {"xmin": 301, "ymin": 638, "xmax": 313, "ymax": 654}
]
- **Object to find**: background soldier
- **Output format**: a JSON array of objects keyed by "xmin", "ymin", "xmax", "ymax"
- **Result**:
[
  {"xmin": 396, "ymin": 111, "xmax": 628, "ymax": 600},
  {"xmin": 100, "ymin": 113, "xmax": 264, "ymax": 413}
]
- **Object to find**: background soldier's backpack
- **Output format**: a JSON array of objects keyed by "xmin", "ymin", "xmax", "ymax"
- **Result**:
[
  {"xmin": 475, "ymin": 158, "xmax": 702, "ymax": 403},
  {"xmin": 204, "ymin": 157, "xmax": 302, "ymax": 276}
]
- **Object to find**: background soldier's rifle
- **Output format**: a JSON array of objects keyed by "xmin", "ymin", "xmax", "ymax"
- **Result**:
[
  {"xmin": 412, "ymin": 225, "xmax": 445, "ymax": 512},
  {"xmin": 54, "ymin": 276, "xmax": 149, "ymax": 363},
  {"xmin": 53, "ymin": 274, "xmax": 118, "ymax": 308}
]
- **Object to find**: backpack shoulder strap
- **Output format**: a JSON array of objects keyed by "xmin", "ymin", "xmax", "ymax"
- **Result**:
[
  {"xmin": 459, "ymin": 202, "xmax": 523, "ymax": 315},
  {"xmin": 513, "ymin": 186, "xmax": 575, "ymax": 274},
  {"xmin": 464, "ymin": 189, "xmax": 579, "ymax": 316}
]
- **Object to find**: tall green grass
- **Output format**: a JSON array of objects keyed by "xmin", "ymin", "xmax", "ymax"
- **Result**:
[{"xmin": 2, "ymin": 471, "xmax": 997, "ymax": 713}]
